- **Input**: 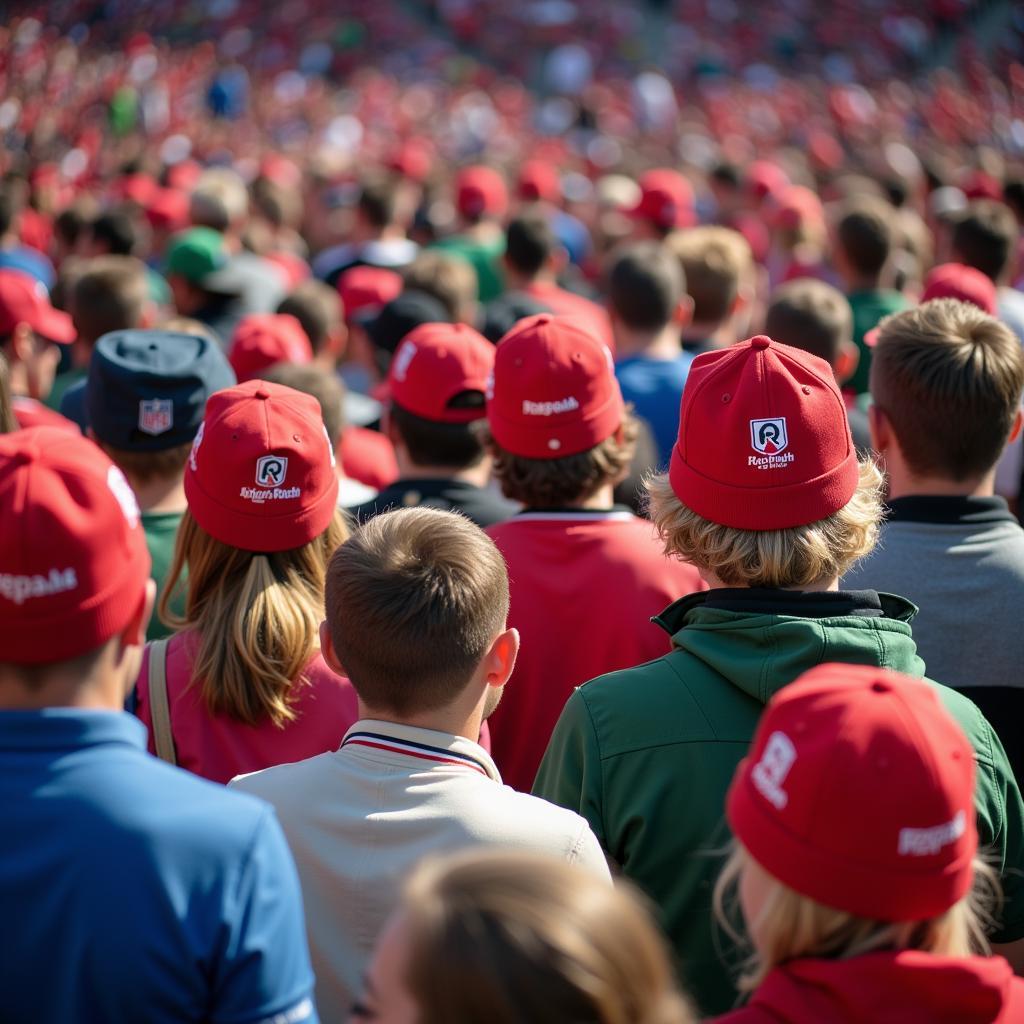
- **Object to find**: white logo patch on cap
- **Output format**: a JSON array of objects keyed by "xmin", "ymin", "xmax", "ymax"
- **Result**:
[
  {"xmin": 898, "ymin": 811, "xmax": 967, "ymax": 857},
  {"xmin": 749, "ymin": 417, "xmax": 794, "ymax": 470},
  {"xmin": 322, "ymin": 424, "xmax": 336, "ymax": 468},
  {"xmin": 189, "ymin": 421, "xmax": 205, "ymax": 472},
  {"xmin": 255, "ymin": 455, "xmax": 289, "ymax": 487},
  {"xmin": 751, "ymin": 731, "xmax": 797, "ymax": 810},
  {"xmin": 138, "ymin": 398, "xmax": 174, "ymax": 436},
  {"xmin": 392, "ymin": 340, "xmax": 417, "ymax": 382},
  {"xmin": 522, "ymin": 396, "xmax": 580, "ymax": 417},
  {"xmin": 107, "ymin": 465, "xmax": 140, "ymax": 528},
  {"xmin": 0, "ymin": 568, "xmax": 78, "ymax": 605}
]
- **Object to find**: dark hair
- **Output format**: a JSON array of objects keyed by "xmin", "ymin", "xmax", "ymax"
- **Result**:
[
  {"xmin": 0, "ymin": 190, "xmax": 15, "ymax": 237},
  {"xmin": 359, "ymin": 179, "xmax": 398, "ymax": 230},
  {"xmin": 711, "ymin": 162, "xmax": 742, "ymax": 189},
  {"xmin": 836, "ymin": 201, "xmax": 893, "ymax": 279},
  {"xmin": 1004, "ymin": 181, "xmax": 1024, "ymax": 223},
  {"xmin": 390, "ymin": 399, "xmax": 486, "ymax": 469},
  {"xmin": 505, "ymin": 210, "xmax": 556, "ymax": 277},
  {"xmin": 324, "ymin": 508, "xmax": 509, "ymax": 715},
  {"xmin": 607, "ymin": 242, "xmax": 684, "ymax": 331},
  {"xmin": 277, "ymin": 281, "xmax": 342, "ymax": 356},
  {"xmin": 765, "ymin": 280, "xmax": 853, "ymax": 366},
  {"xmin": 90, "ymin": 210, "xmax": 139, "ymax": 256},
  {"xmin": 951, "ymin": 201, "xmax": 1017, "ymax": 283},
  {"xmin": 263, "ymin": 362, "xmax": 345, "ymax": 450},
  {"xmin": 55, "ymin": 207, "xmax": 89, "ymax": 249}
]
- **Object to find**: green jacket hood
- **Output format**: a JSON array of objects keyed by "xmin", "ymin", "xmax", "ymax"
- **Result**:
[{"xmin": 652, "ymin": 590, "xmax": 926, "ymax": 706}]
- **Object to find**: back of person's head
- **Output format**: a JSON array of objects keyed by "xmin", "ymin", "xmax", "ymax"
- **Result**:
[
  {"xmin": 666, "ymin": 227, "xmax": 752, "ymax": 327},
  {"xmin": 834, "ymin": 199, "xmax": 894, "ymax": 280},
  {"xmin": 361, "ymin": 848, "xmax": 695, "ymax": 1024},
  {"xmin": 162, "ymin": 380, "xmax": 347, "ymax": 725},
  {"xmin": 71, "ymin": 255, "xmax": 149, "ymax": 345},
  {"xmin": 263, "ymin": 361, "xmax": 345, "ymax": 451},
  {"xmin": 87, "ymin": 328, "xmax": 235, "ymax": 481},
  {"xmin": 486, "ymin": 314, "xmax": 637, "ymax": 507},
  {"xmin": 648, "ymin": 335, "xmax": 883, "ymax": 587},
  {"xmin": 277, "ymin": 281, "xmax": 343, "ymax": 358},
  {"xmin": 191, "ymin": 168, "xmax": 249, "ymax": 231},
  {"xmin": 950, "ymin": 200, "xmax": 1018, "ymax": 283},
  {"xmin": 0, "ymin": 427, "xmax": 151, "ymax": 693},
  {"xmin": 90, "ymin": 209, "xmax": 138, "ymax": 256},
  {"xmin": 870, "ymin": 299, "xmax": 1024, "ymax": 483},
  {"xmin": 324, "ymin": 507, "xmax": 509, "ymax": 715},
  {"xmin": 54, "ymin": 204, "xmax": 91, "ymax": 253},
  {"xmin": 403, "ymin": 252, "xmax": 478, "ymax": 323},
  {"xmin": 358, "ymin": 178, "xmax": 399, "ymax": 231},
  {"xmin": 505, "ymin": 208, "xmax": 557, "ymax": 277},
  {"xmin": 765, "ymin": 279, "xmax": 854, "ymax": 367},
  {"xmin": 364, "ymin": 290, "xmax": 452, "ymax": 377},
  {"xmin": 0, "ymin": 189, "xmax": 16, "ymax": 238},
  {"xmin": 455, "ymin": 166, "xmax": 509, "ymax": 225},
  {"xmin": 1004, "ymin": 180, "xmax": 1024, "ymax": 224},
  {"xmin": 387, "ymin": 322, "xmax": 494, "ymax": 469},
  {"xmin": 607, "ymin": 241, "xmax": 685, "ymax": 333},
  {"xmin": 715, "ymin": 663, "xmax": 992, "ymax": 995},
  {"xmin": 0, "ymin": 351, "xmax": 15, "ymax": 433}
]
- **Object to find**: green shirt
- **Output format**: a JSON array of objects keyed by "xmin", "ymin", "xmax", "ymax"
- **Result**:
[
  {"xmin": 142, "ymin": 509, "xmax": 186, "ymax": 641},
  {"xmin": 430, "ymin": 234, "xmax": 505, "ymax": 303},
  {"xmin": 45, "ymin": 366, "xmax": 87, "ymax": 412},
  {"xmin": 846, "ymin": 288, "xmax": 908, "ymax": 395},
  {"xmin": 534, "ymin": 590, "xmax": 1024, "ymax": 1017}
]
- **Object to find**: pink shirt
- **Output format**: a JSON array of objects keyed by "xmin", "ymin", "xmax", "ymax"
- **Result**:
[{"xmin": 136, "ymin": 631, "xmax": 360, "ymax": 784}]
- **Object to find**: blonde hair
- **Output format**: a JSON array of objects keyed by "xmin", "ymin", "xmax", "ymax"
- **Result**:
[
  {"xmin": 666, "ymin": 227, "xmax": 753, "ymax": 324},
  {"xmin": 158, "ymin": 508, "xmax": 348, "ymax": 726},
  {"xmin": 646, "ymin": 459, "xmax": 884, "ymax": 587},
  {"xmin": 713, "ymin": 843, "xmax": 999, "ymax": 993},
  {"xmin": 400, "ymin": 849, "xmax": 695, "ymax": 1024}
]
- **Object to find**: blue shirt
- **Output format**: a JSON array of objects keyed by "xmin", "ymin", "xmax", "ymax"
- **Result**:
[
  {"xmin": 615, "ymin": 353, "xmax": 694, "ymax": 467},
  {"xmin": 0, "ymin": 709, "xmax": 319, "ymax": 1024}
]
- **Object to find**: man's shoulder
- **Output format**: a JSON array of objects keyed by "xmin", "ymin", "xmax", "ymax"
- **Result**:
[
  {"xmin": 927, "ymin": 680, "xmax": 996, "ymax": 766},
  {"xmin": 231, "ymin": 750, "xmax": 337, "ymax": 804},
  {"xmin": 470, "ymin": 778, "xmax": 596, "ymax": 849}
]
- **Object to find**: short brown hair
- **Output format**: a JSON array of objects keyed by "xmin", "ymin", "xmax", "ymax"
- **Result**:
[
  {"xmin": 277, "ymin": 281, "xmax": 342, "ymax": 356},
  {"xmin": 951, "ymin": 200, "xmax": 1018, "ymax": 282},
  {"xmin": 71, "ymin": 256, "xmax": 148, "ymax": 345},
  {"xmin": 765, "ymin": 280, "xmax": 853, "ymax": 366},
  {"xmin": 835, "ymin": 200, "xmax": 893, "ymax": 278},
  {"xmin": 486, "ymin": 414, "xmax": 639, "ymax": 507},
  {"xmin": 871, "ymin": 299, "xmax": 1024, "ymax": 481},
  {"xmin": 263, "ymin": 362, "xmax": 345, "ymax": 450},
  {"xmin": 324, "ymin": 508, "xmax": 509, "ymax": 715},
  {"xmin": 404, "ymin": 251, "xmax": 478, "ymax": 322},
  {"xmin": 666, "ymin": 227, "xmax": 752, "ymax": 324},
  {"xmin": 98, "ymin": 441, "xmax": 191, "ymax": 485}
]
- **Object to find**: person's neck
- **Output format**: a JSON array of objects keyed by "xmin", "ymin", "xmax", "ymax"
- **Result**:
[
  {"xmin": 555, "ymin": 482, "xmax": 615, "ymax": 510},
  {"xmin": 614, "ymin": 323, "xmax": 681, "ymax": 359},
  {"xmin": 680, "ymin": 321, "xmax": 733, "ymax": 349},
  {"xmin": 124, "ymin": 471, "xmax": 188, "ymax": 514},
  {"xmin": 503, "ymin": 265, "xmax": 549, "ymax": 291},
  {"xmin": 885, "ymin": 464, "xmax": 995, "ymax": 500},
  {"xmin": 844, "ymin": 272, "xmax": 883, "ymax": 293},
  {"xmin": 357, "ymin": 700, "xmax": 484, "ymax": 745},
  {"xmin": 702, "ymin": 571, "xmax": 840, "ymax": 593},
  {"xmin": 394, "ymin": 452, "xmax": 491, "ymax": 489}
]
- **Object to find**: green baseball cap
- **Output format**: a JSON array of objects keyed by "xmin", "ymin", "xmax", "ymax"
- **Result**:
[{"xmin": 164, "ymin": 228, "xmax": 245, "ymax": 296}]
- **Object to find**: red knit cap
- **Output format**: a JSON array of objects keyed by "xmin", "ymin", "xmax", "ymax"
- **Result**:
[
  {"xmin": 668, "ymin": 335, "xmax": 859, "ymax": 530},
  {"xmin": 389, "ymin": 322, "xmax": 494, "ymax": 424},
  {"xmin": 184, "ymin": 380, "xmax": 339, "ymax": 553},
  {"xmin": 487, "ymin": 314, "xmax": 625, "ymax": 459},
  {"xmin": 0, "ymin": 427, "xmax": 151, "ymax": 663},
  {"xmin": 728, "ymin": 664, "xmax": 977, "ymax": 922},
  {"xmin": 229, "ymin": 313, "xmax": 313, "ymax": 383}
]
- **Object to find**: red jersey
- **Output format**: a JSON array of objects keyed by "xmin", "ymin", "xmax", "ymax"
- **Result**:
[
  {"xmin": 136, "ymin": 630, "xmax": 359, "ymax": 784},
  {"xmin": 523, "ymin": 281, "xmax": 616, "ymax": 353},
  {"xmin": 339, "ymin": 425, "xmax": 399, "ymax": 490},
  {"xmin": 486, "ymin": 509, "xmax": 705, "ymax": 791}
]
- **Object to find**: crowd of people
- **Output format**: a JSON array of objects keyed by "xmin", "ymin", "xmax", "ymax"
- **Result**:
[{"xmin": 6, "ymin": 2, "xmax": 1024, "ymax": 1022}]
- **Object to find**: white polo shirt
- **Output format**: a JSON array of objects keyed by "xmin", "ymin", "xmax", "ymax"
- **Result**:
[{"xmin": 230, "ymin": 719, "xmax": 610, "ymax": 1022}]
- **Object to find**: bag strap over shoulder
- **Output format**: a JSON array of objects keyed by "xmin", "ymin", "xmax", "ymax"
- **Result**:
[{"xmin": 148, "ymin": 638, "xmax": 177, "ymax": 767}]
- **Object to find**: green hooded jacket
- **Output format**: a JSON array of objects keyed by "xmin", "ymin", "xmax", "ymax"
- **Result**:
[{"xmin": 534, "ymin": 590, "xmax": 1024, "ymax": 1017}]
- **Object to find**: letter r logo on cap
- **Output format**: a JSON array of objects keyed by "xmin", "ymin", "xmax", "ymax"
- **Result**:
[
  {"xmin": 751, "ymin": 731, "xmax": 797, "ymax": 810},
  {"xmin": 255, "ymin": 455, "xmax": 288, "ymax": 486},
  {"xmin": 750, "ymin": 417, "xmax": 789, "ymax": 455}
]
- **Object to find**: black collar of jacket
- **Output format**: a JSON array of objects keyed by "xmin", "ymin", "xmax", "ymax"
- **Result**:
[
  {"xmin": 652, "ymin": 588, "xmax": 918, "ymax": 635},
  {"xmin": 884, "ymin": 495, "xmax": 1016, "ymax": 526}
]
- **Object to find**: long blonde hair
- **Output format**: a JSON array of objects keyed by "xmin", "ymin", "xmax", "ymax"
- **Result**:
[
  {"xmin": 713, "ymin": 843, "xmax": 999, "ymax": 994},
  {"xmin": 158, "ymin": 508, "xmax": 348, "ymax": 726}
]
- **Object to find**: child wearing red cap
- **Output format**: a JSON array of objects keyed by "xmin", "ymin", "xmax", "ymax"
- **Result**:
[
  {"xmin": 712, "ymin": 663, "xmax": 1024, "ymax": 1023},
  {"xmin": 134, "ymin": 379, "xmax": 358, "ymax": 784},
  {"xmin": 484, "ymin": 314, "xmax": 704, "ymax": 792},
  {"xmin": 534, "ymin": 334, "xmax": 1024, "ymax": 1015}
]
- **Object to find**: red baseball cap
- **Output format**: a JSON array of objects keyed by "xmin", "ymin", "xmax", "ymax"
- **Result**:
[
  {"xmin": 487, "ymin": 314, "xmax": 625, "ymax": 459},
  {"xmin": 145, "ymin": 187, "xmax": 190, "ymax": 232},
  {"xmin": 668, "ymin": 335, "xmax": 859, "ymax": 530},
  {"xmin": 747, "ymin": 160, "xmax": 790, "ymax": 201},
  {"xmin": 920, "ymin": 262, "xmax": 997, "ymax": 314},
  {"xmin": 0, "ymin": 270, "xmax": 75, "ymax": 343},
  {"xmin": 518, "ymin": 160, "xmax": 560, "ymax": 203},
  {"xmin": 456, "ymin": 166, "xmax": 509, "ymax": 220},
  {"xmin": 388, "ymin": 138, "xmax": 433, "ymax": 183},
  {"xmin": 0, "ymin": 427, "xmax": 151, "ymax": 663},
  {"xmin": 184, "ymin": 380, "xmax": 339, "ymax": 553},
  {"xmin": 728, "ymin": 663, "xmax": 977, "ymax": 922},
  {"xmin": 338, "ymin": 266, "xmax": 403, "ymax": 320},
  {"xmin": 389, "ymin": 322, "xmax": 494, "ymax": 424},
  {"xmin": 629, "ymin": 169, "xmax": 695, "ymax": 231},
  {"xmin": 229, "ymin": 313, "xmax": 313, "ymax": 383}
]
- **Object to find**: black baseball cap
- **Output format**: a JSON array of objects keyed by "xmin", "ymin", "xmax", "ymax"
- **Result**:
[{"xmin": 362, "ymin": 290, "xmax": 451, "ymax": 356}]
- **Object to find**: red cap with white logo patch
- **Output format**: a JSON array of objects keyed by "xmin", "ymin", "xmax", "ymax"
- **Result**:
[
  {"xmin": 668, "ymin": 335, "xmax": 859, "ymax": 530},
  {"xmin": 0, "ymin": 427, "xmax": 151, "ymax": 663},
  {"xmin": 727, "ymin": 663, "xmax": 977, "ymax": 921},
  {"xmin": 184, "ymin": 380, "xmax": 339, "ymax": 553},
  {"xmin": 487, "ymin": 314, "xmax": 625, "ymax": 459}
]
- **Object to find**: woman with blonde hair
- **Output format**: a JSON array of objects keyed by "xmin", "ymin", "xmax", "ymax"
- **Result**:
[
  {"xmin": 712, "ymin": 662, "xmax": 1024, "ymax": 1023},
  {"xmin": 135, "ymin": 379, "xmax": 357, "ymax": 783},
  {"xmin": 353, "ymin": 848, "xmax": 695, "ymax": 1024}
]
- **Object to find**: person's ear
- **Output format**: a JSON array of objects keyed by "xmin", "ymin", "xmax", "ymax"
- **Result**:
[
  {"xmin": 120, "ymin": 579, "xmax": 156, "ymax": 652},
  {"xmin": 550, "ymin": 246, "xmax": 569, "ymax": 276},
  {"xmin": 331, "ymin": 323, "xmax": 349, "ymax": 358},
  {"xmin": 9, "ymin": 322, "xmax": 33, "ymax": 363},
  {"xmin": 1010, "ymin": 407, "xmax": 1023, "ymax": 444},
  {"xmin": 319, "ymin": 620, "xmax": 346, "ymax": 676},
  {"xmin": 383, "ymin": 406, "xmax": 401, "ymax": 448},
  {"xmin": 833, "ymin": 340, "xmax": 860, "ymax": 384},
  {"xmin": 139, "ymin": 301, "xmax": 159, "ymax": 329},
  {"xmin": 674, "ymin": 296, "xmax": 694, "ymax": 328},
  {"xmin": 482, "ymin": 627, "xmax": 519, "ymax": 690},
  {"xmin": 868, "ymin": 402, "xmax": 891, "ymax": 454}
]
